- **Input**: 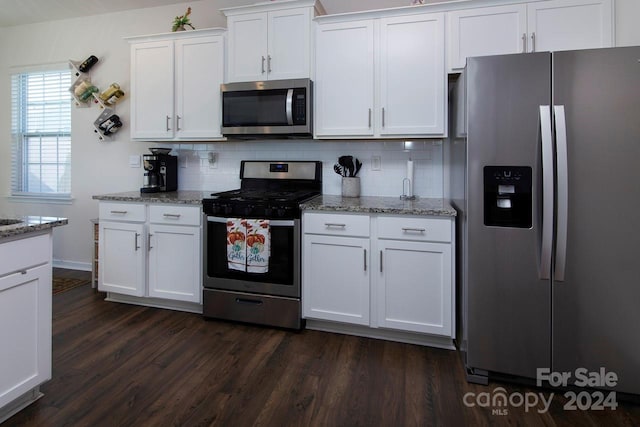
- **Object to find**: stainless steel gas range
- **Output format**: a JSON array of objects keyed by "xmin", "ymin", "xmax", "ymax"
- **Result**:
[{"xmin": 202, "ymin": 160, "xmax": 322, "ymax": 329}]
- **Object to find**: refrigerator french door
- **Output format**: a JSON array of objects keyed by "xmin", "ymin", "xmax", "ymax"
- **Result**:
[{"xmin": 462, "ymin": 46, "xmax": 640, "ymax": 395}]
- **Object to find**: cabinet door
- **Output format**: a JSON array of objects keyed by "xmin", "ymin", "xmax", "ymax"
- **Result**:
[
  {"xmin": 377, "ymin": 240, "xmax": 452, "ymax": 336},
  {"xmin": 267, "ymin": 7, "xmax": 311, "ymax": 80},
  {"xmin": 314, "ymin": 20, "xmax": 375, "ymax": 137},
  {"xmin": 447, "ymin": 5, "xmax": 527, "ymax": 71},
  {"xmin": 526, "ymin": 0, "xmax": 613, "ymax": 53},
  {"xmin": 99, "ymin": 221, "xmax": 146, "ymax": 297},
  {"xmin": 379, "ymin": 13, "xmax": 446, "ymax": 136},
  {"xmin": 130, "ymin": 40, "xmax": 175, "ymax": 139},
  {"xmin": 303, "ymin": 235, "xmax": 370, "ymax": 325},
  {"xmin": 175, "ymin": 35, "xmax": 225, "ymax": 139},
  {"xmin": 227, "ymin": 12, "xmax": 268, "ymax": 82},
  {"xmin": 0, "ymin": 263, "xmax": 51, "ymax": 409},
  {"xmin": 148, "ymin": 224, "xmax": 202, "ymax": 303}
]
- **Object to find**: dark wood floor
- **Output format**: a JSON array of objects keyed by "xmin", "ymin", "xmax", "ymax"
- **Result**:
[{"xmin": 3, "ymin": 269, "xmax": 639, "ymax": 426}]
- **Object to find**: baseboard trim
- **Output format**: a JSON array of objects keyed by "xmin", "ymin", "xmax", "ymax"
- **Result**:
[
  {"xmin": 53, "ymin": 259, "xmax": 91, "ymax": 271},
  {"xmin": 306, "ymin": 319, "xmax": 456, "ymax": 350},
  {"xmin": 105, "ymin": 292, "xmax": 203, "ymax": 314}
]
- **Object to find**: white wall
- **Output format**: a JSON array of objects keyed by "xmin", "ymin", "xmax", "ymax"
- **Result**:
[{"xmin": 0, "ymin": 0, "xmax": 638, "ymax": 269}]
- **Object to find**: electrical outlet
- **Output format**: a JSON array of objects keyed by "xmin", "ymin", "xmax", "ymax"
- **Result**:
[
  {"xmin": 129, "ymin": 155, "xmax": 141, "ymax": 168},
  {"xmin": 371, "ymin": 155, "xmax": 381, "ymax": 171}
]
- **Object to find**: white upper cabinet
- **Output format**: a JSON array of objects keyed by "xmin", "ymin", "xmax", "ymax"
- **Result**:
[
  {"xmin": 378, "ymin": 13, "xmax": 445, "ymax": 136},
  {"xmin": 128, "ymin": 29, "xmax": 225, "ymax": 141},
  {"xmin": 130, "ymin": 40, "xmax": 175, "ymax": 140},
  {"xmin": 526, "ymin": 0, "xmax": 613, "ymax": 53},
  {"xmin": 447, "ymin": 0, "xmax": 613, "ymax": 72},
  {"xmin": 315, "ymin": 20, "xmax": 375, "ymax": 137},
  {"xmin": 315, "ymin": 11, "xmax": 446, "ymax": 138},
  {"xmin": 447, "ymin": 4, "xmax": 528, "ymax": 71},
  {"xmin": 223, "ymin": 0, "xmax": 324, "ymax": 83}
]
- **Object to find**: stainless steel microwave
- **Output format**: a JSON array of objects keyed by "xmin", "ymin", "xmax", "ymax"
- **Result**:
[{"xmin": 221, "ymin": 78, "xmax": 312, "ymax": 137}]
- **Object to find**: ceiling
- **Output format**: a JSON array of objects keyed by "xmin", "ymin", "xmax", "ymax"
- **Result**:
[{"xmin": 0, "ymin": 0, "xmax": 420, "ymax": 28}]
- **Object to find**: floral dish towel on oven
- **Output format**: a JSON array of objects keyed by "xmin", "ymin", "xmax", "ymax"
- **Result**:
[
  {"xmin": 226, "ymin": 219, "xmax": 270, "ymax": 273},
  {"xmin": 245, "ymin": 219, "xmax": 270, "ymax": 273},
  {"xmin": 227, "ymin": 218, "xmax": 246, "ymax": 271}
]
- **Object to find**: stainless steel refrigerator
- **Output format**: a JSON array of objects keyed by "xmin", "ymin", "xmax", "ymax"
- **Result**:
[{"xmin": 450, "ymin": 46, "xmax": 640, "ymax": 395}]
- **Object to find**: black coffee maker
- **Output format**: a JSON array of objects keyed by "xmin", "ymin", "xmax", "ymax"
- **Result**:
[{"xmin": 140, "ymin": 148, "xmax": 178, "ymax": 193}]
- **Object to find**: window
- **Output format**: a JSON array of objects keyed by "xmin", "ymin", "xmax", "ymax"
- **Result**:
[{"xmin": 11, "ymin": 68, "xmax": 72, "ymax": 199}]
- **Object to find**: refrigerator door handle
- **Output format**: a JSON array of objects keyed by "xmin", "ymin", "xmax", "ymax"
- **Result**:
[
  {"xmin": 539, "ymin": 105, "xmax": 554, "ymax": 280},
  {"xmin": 554, "ymin": 105, "xmax": 568, "ymax": 282}
]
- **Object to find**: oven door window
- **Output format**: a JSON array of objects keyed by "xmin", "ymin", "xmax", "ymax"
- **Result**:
[{"xmin": 207, "ymin": 219, "xmax": 295, "ymax": 286}]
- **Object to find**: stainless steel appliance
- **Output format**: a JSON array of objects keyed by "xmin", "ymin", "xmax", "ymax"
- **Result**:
[
  {"xmin": 202, "ymin": 160, "xmax": 322, "ymax": 329},
  {"xmin": 450, "ymin": 46, "xmax": 640, "ymax": 396},
  {"xmin": 140, "ymin": 148, "xmax": 178, "ymax": 193},
  {"xmin": 221, "ymin": 79, "xmax": 312, "ymax": 137}
]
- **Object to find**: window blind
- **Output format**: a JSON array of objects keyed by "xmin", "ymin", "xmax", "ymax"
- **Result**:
[{"xmin": 11, "ymin": 69, "xmax": 72, "ymax": 196}]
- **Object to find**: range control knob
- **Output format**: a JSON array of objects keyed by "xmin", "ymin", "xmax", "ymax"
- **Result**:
[
  {"xmin": 264, "ymin": 207, "xmax": 273, "ymax": 217},
  {"xmin": 277, "ymin": 208, "xmax": 286, "ymax": 217},
  {"xmin": 224, "ymin": 205, "xmax": 233, "ymax": 215},
  {"xmin": 243, "ymin": 206, "xmax": 253, "ymax": 216}
]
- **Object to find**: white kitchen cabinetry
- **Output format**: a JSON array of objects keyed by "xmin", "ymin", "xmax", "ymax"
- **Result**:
[
  {"xmin": 303, "ymin": 214, "xmax": 370, "ymax": 325},
  {"xmin": 315, "ymin": 11, "xmax": 446, "ymax": 138},
  {"xmin": 98, "ymin": 202, "xmax": 202, "ymax": 310},
  {"xmin": 128, "ymin": 29, "xmax": 225, "ymax": 141},
  {"xmin": 526, "ymin": 0, "xmax": 613, "ymax": 54},
  {"xmin": 447, "ymin": 4, "xmax": 527, "ymax": 71},
  {"xmin": 447, "ymin": 0, "xmax": 613, "ymax": 72},
  {"xmin": 302, "ymin": 211, "xmax": 455, "ymax": 346},
  {"xmin": 0, "ymin": 233, "xmax": 52, "ymax": 422},
  {"xmin": 376, "ymin": 216, "xmax": 452, "ymax": 336},
  {"xmin": 223, "ymin": 0, "xmax": 324, "ymax": 83}
]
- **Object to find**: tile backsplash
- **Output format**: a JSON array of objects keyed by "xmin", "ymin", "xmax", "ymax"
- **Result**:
[{"xmin": 170, "ymin": 140, "xmax": 443, "ymax": 198}]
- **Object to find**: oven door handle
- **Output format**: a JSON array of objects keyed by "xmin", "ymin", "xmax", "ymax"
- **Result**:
[{"xmin": 207, "ymin": 216, "xmax": 295, "ymax": 227}]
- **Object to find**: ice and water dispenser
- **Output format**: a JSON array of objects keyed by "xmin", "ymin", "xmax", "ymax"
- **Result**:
[{"xmin": 483, "ymin": 166, "xmax": 532, "ymax": 228}]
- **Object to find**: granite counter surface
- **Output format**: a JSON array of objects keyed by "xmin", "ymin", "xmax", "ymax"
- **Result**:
[
  {"xmin": 0, "ymin": 216, "xmax": 68, "ymax": 240},
  {"xmin": 301, "ymin": 195, "xmax": 457, "ymax": 217},
  {"xmin": 92, "ymin": 191, "xmax": 207, "ymax": 205}
]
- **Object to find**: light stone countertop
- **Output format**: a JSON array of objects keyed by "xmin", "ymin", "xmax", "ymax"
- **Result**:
[
  {"xmin": 300, "ymin": 195, "xmax": 457, "ymax": 217},
  {"xmin": 92, "ymin": 190, "xmax": 209, "ymax": 205},
  {"xmin": 0, "ymin": 216, "xmax": 68, "ymax": 240}
]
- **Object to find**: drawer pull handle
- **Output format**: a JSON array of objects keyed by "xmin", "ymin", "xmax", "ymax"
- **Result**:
[
  {"xmin": 134, "ymin": 233, "xmax": 140, "ymax": 251},
  {"xmin": 110, "ymin": 210, "xmax": 127, "ymax": 214},
  {"xmin": 380, "ymin": 250, "xmax": 383, "ymax": 273},
  {"xmin": 148, "ymin": 234, "xmax": 153, "ymax": 251},
  {"xmin": 163, "ymin": 213, "xmax": 181, "ymax": 219},
  {"xmin": 236, "ymin": 298, "xmax": 263, "ymax": 306},
  {"xmin": 20, "ymin": 270, "xmax": 27, "ymax": 275},
  {"xmin": 324, "ymin": 223, "xmax": 346, "ymax": 228},
  {"xmin": 402, "ymin": 227, "xmax": 426, "ymax": 233}
]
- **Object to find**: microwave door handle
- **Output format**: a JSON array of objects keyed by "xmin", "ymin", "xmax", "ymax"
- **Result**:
[{"xmin": 286, "ymin": 89, "xmax": 294, "ymax": 125}]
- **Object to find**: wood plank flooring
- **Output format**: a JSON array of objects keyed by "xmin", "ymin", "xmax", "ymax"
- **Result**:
[{"xmin": 3, "ymin": 269, "xmax": 639, "ymax": 426}]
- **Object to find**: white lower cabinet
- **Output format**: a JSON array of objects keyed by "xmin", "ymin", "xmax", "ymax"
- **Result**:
[
  {"xmin": 377, "ymin": 240, "xmax": 452, "ymax": 336},
  {"xmin": 303, "ymin": 234, "xmax": 370, "ymax": 325},
  {"xmin": 147, "ymin": 224, "xmax": 201, "ymax": 303},
  {"xmin": 98, "ymin": 202, "xmax": 202, "ymax": 308},
  {"xmin": 302, "ymin": 212, "xmax": 455, "ymax": 344},
  {"xmin": 0, "ymin": 233, "xmax": 52, "ymax": 419}
]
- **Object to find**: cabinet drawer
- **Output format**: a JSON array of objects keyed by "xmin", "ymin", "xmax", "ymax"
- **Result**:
[
  {"xmin": 99, "ymin": 203, "xmax": 146, "ymax": 222},
  {"xmin": 378, "ymin": 216, "xmax": 451, "ymax": 243},
  {"xmin": 303, "ymin": 212, "xmax": 369, "ymax": 237},
  {"xmin": 0, "ymin": 233, "xmax": 51, "ymax": 277},
  {"xmin": 149, "ymin": 205, "xmax": 201, "ymax": 226}
]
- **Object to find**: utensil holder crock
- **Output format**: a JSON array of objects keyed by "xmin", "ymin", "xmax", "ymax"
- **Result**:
[{"xmin": 342, "ymin": 177, "xmax": 360, "ymax": 198}]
